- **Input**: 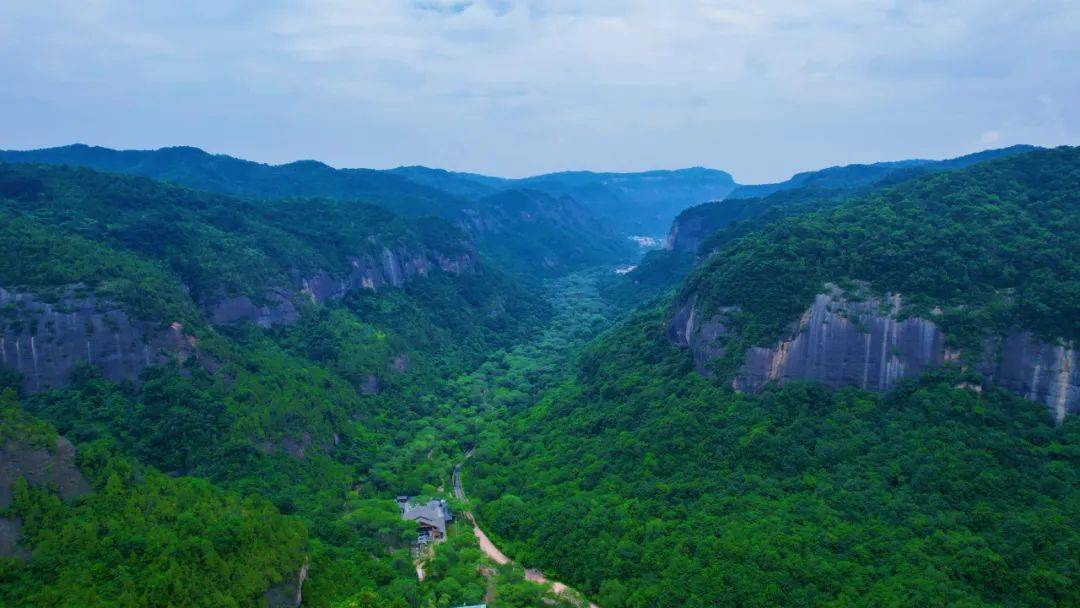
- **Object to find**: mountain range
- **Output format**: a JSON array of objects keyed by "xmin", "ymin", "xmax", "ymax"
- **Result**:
[{"xmin": 0, "ymin": 142, "xmax": 1076, "ymax": 608}]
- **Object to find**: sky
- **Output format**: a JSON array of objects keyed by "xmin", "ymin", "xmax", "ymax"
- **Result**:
[{"xmin": 1, "ymin": 1, "xmax": 1078, "ymax": 183}]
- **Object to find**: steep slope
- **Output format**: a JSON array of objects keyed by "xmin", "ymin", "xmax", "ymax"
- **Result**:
[
  {"xmin": 0, "ymin": 145, "xmax": 632, "ymax": 277},
  {"xmin": 510, "ymin": 167, "xmax": 736, "ymax": 236},
  {"xmin": 672, "ymin": 146, "xmax": 1079, "ymax": 419},
  {"xmin": 467, "ymin": 146, "xmax": 1080, "ymax": 608},
  {"xmin": 465, "ymin": 189, "xmax": 635, "ymax": 279},
  {"xmin": 395, "ymin": 165, "xmax": 739, "ymax": 237},
  {"xmin": 0, "ymin": 162, "xmax": 550, "ymax": 607},
  {"xmin": 664, "ymin": 186, "xmax": 848, "ymax": 254}
]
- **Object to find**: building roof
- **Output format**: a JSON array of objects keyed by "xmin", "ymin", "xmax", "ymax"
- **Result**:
[{"xmin": 402, "ymin": 499, "xmax": 451, "ymax": 536}]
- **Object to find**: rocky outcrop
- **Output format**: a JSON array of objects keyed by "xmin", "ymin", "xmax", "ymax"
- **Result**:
[
  {"xmin": 210, "ymin": 246, "xmax": 476, "ymax": 327},
  {"xmin": 733, "ymin": 290, "xmax": 945, "ymax": 394},
  {"xmin": 0, "ymin": 436, "xmax": 91, "ymax": 559},
  {"xmin": 671, "ymin": 285, "xmax": 1078, "ymax": 421},
  {"xmin": 664, "ymin": 213, "xmax": 709, "ymax": 253},
  {"xmin": 666, "ymin": 295, "xmax": 738, "ymax": 373},
  {"xmin": 0, "ymin": 287, "xmax": 195, "ymax": 393},
  {"xmin": 0, "ymin": 436, "xmax": 89, "ymax": 509},
  {"xmin": 263, "ymin": 559, "xmax": 309, "ymax": 608},
  {"xmin": 980, "ymin": 333, "xmax": 1077, "ymax": 423}
]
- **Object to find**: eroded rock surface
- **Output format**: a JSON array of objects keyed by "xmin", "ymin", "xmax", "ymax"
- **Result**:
[
  {"xmin": 263, "ymin": 560, "xmax": 309, "ymax": 608},
  {"xmin": 670, "ymin": 285, "xmax": 1078, "ymax": 421},
  {"xmin": 733, "ymin": 290, "xmax": 945, "ymax": 394},
  {"xmin": 0, "ymin": 287, "xmax": 194, "ymax": 392},
  {"xmin": 210, "ymin": 246, "xmax": 475, "ymax": 327}
]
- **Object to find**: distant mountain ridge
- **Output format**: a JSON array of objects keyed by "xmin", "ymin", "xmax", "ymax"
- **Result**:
[
  {"xmin": 0, "ymin": 144, "xmax": 474, "ymax": 219},
  {"xmin": 392, "ymin": 165, "xmax": 737, "ymax": 236},
  {"xmin": 728, "ymin": 144, "xmax": 1039, "ymax": 199},
  {"xmin": 1, "ymin": 142, "xmax": 1040, "ymax": 250},
  {"xmin": 0, "ymin": 144, "xmax": 633, "ymax": 278}
]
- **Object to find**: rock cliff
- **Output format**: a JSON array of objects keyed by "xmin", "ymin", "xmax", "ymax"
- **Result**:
[
  {"xmin": 0, "ymin": 287, "xmax": 195, "ymax": 393},
  {"xmin": 670, "ymin": 285, "xmax": 1078, "ymax": 421},
  {"xmin": 1, "ymin": 243, "xmax": 474, "ymax": 393},
  {"xmin": 664, "ymin": 214, "xmax": 708, "ymax": 253},
  {"xmin": 210, "ymin": 245, "xmax": 476, "ymax": 327}
]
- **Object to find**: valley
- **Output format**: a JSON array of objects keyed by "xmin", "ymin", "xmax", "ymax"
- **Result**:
[
  {"xmin": 4, "ymin": 5, "xmax": 1078, "ymax": 607},
  {"xmin": 0, "ymin": 145, "xmax": 1076, "ymax": 608}
]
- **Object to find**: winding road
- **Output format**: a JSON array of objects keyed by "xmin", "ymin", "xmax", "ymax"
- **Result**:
[{"xmin": 452, "ymin": 453, "xmax": 599, "ymax": 608}]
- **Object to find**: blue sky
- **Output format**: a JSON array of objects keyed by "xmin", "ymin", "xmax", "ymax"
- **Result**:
[{"xmin": 1, "ymin": 1, "xmax": 1077, "ymax": 182}]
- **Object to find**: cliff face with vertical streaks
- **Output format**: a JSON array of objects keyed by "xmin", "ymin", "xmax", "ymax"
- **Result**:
[
  {"xmin": 209, "ymin": 245, "xmax": 476, "ymax": 327},
  {"xmin": 0, "ymin": 286, "xmax": 195, "ymax": 392},
  {"xmin": 669, "ymin": 285, "xmax": 1078, "ymax": 421}
]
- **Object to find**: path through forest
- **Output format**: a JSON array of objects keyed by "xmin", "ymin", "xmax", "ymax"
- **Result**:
[{"xmin": 453, "ymin": 454, "xmax": 600, "ymax": 608}]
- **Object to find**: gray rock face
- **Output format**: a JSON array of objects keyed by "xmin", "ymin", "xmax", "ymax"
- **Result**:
[
  {"xmin": 670, "ymin": 285, "xmax": 1078, "ymax": 421},
  {"xmin": 263, "ymin": 560, "xmax": 309, "ymax": 608},
  {"xmin": 0, "ymin": 436, "xmax": 89, "ymax": 509},
  {"xmin": 0, "ymin": 436, "xmax": 91, "ymax": 559},
  {"xmin": 666, "ymin": 296, "xmax": 738, "ymax": 374},
  {"xmin": 979, "ymin": 333, "xmax": 1078, "ymax": 423},
  {"xmin": 0, "ymin": 287, "xmax": 194, "ymax": 393},
  {"xmin": 733, "ymin": 290, "xmax": 945, "ymax": 394},
  {"xmin": 210, "ymin": 246, "xmax": 475, "ymax": 327},
  {"xmin": 664, "ymin": 215, "xmax": 707, "ymax": 253},
  {"xmin": 359, "ymin": 374, "xmax": 380, "ymax": 395}
]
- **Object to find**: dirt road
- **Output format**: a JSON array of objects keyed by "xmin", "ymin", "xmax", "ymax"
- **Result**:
[{"xmin": 452, "ymin": 455, "xmax": 599, "ymax": 608}]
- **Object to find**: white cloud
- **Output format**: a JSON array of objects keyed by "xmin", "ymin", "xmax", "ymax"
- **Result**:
[{"xmin": 0, "ymin": 0, "xmax": 1077, "ymax": 180}]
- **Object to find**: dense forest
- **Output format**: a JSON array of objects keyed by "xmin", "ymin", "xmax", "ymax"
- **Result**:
[
  {"xmin": 684, "ymin": 146, "xmax": 1080, "ymax": 358},
  {"xmin": 0, "ymin": 148, "xmax": 636, "ymax": 280},
  {"xmin": 0, "ymin": 145, "xmax": 1077, "ymax": 607},
  {"xmin": 468, "ymin": 147, "xmax": 1080, "ymax": 606},
  {"xmin": 0, "ymin": 162, "xmax": 586, "ymax": 607}
]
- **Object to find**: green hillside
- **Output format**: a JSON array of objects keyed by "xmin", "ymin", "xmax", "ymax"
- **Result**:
[
  {"xmin": 0, "ymin": 147, "xmax": 635, "ymax": 278},
  {"xmin": 0, "ymin": 163, "xmax": 553, "ymax": 607},
  {"xmin": 466, "ymin": 147, "xmax": 1080, "ymax": 607}
]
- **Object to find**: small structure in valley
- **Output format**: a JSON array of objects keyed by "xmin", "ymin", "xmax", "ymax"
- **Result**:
[{"xmin": 397, "ymin": 496, "xmax": 453, "ymax": 543}]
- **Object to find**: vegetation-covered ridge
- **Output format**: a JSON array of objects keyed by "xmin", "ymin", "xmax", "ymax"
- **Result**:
[
  {"xmin": 0, "ymin": 162, "xmax": 476, "ymax": 308},
  {"xmin": 681, "ymin": 145, "xmax": 1080, "ymax": 353},
  {"xmin": 0, "ymin": 147, "xmax": 638, "ymax": 278},
  {"xmin": 470, "ymin": 303, "xmax": 1080, "ymax": 608},
  {"xmin": 1, "ymin": 392, "xmax": 308, "ymax": 608}
]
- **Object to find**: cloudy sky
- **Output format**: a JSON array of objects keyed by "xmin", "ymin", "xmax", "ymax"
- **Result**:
[{"xmin": 1, "ymin": 1, "xmax": 1077, "ymax": 182}]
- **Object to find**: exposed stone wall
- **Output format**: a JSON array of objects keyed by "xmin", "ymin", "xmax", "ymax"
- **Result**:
[
  {"xmin": 664, "ymin": 215, "xmax": 707, "ymax": 253},
  {"xmin": 263, "ymin": 559, "xmax": 309, "ymax": 608},
  {"xmin": 210, "ymin": 246, "xmax": 476, "ymax": 327},
  {"xmin": 733, "ymin": 290, "xmax": 945, "ymax": 394},
  {"xmin": 666, "ymin": 295, "xmax": 737, "ymax": 374},
  {"xmin": 0, "ymin": 287, "xmax": 193, "ymax": 392},
  {"xmin": 979, "ymin": 332, "xmax": 1078, "ymax": 423},
  {"xmin": 670, "ymin": 285, "xmax": 1078, "ymax": 421}
]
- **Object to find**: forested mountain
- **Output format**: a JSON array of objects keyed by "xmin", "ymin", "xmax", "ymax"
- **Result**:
[
  {"xmin": 0, "ymin": 144, "xmax": 1076, "ymax": 608},
  {"xmin": 0, "ymin": 146, "xmax": 634, "ymax": 279},
  {"xmin": 727, "ymin": 144, "xmax": 1037, "ymax": 200},
  {"xmin": 395, "ymin": 166, "xmax": 738, "ymax": 237},
  {"xmin": 0, "ymin": 161, "xmax": 556, "ymax": 606},
  {"xmin": 468, "ymin": 146, "xmax": 1079, "ymax": 607},
  {"xmin": 0, "ymin": 144, "xmax": 465, "ymax": 218}
]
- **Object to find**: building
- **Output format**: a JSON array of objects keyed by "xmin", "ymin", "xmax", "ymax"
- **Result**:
[{"xmin": 399, "ymin": 497, "xmax": 453, "ymax": 543}]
